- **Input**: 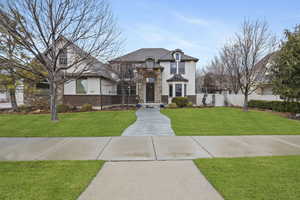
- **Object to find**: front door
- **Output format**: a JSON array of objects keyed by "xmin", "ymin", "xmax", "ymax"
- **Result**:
[{"xmin": 146, "ymin": 83, "xmax": 155, "ymax": 102}]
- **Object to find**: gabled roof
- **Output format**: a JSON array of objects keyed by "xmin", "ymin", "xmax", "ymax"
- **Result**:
[
  {"xmin": 254, "ymin": 52, "xmax": 277, "ymax": 72},
  {"xmin": 110, "ymin": 48, "xmax": 198, "ymax": 63},
  {"xmin": 254, "ymin": 52, "xmax": 277, "ymax": 83},
  {"xmin": 56, "ymin": 36, "xmax": 117, "ymax": 81},
  {"xmin": 167, "ymin": 74, "xmax": 189, "ymax": 82}
]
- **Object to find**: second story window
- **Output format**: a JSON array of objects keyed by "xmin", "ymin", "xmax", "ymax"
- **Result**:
[
  {"xmin": 170, "ymin": 62, "xmax": 185, "ymax": 74},
  {"xmin": 59, "ymin": 49, "xmax": 68, "ymax": 65},
  {"xmin": 120, "ymin": 64, "xmax": 134, "ymax": 79},
  {"xmin": 170, "ymin": 62, "xmax": 176, "ymax": 74},
  {"xmin": 179, "ymin": 62, "xmax": 185, "ymax": 74}
]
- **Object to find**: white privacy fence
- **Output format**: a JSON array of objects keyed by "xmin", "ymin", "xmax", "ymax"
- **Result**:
[
  {"xmin": 196, "ymin": 93, "xmax": 282, "ymax": 107},
  {"xmin": 0, "ymin": 87, "xmax": 24, "ymax": 109}
]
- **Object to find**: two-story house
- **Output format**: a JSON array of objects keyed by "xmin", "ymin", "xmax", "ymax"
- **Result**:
[{"xmin": 110, "ymin": 48, "xmax": 198, "ymax": 104}]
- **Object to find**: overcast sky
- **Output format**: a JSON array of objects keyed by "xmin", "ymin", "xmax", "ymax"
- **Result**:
[{"xmin": 110, "ymin": 0, "xmax": 300, "ymax": 69}]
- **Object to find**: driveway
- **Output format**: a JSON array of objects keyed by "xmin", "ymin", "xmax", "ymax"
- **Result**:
[{"xmin": 122, "ymin": 107, "xmax": 175, "ymax": 136}]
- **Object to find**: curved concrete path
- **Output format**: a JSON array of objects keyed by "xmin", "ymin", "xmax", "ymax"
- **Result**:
[{"xmin": 122, "ymin": 107, "xmax": 175, "ymax": 136}]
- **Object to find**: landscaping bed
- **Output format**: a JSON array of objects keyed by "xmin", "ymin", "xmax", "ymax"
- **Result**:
[
  {"xmin": 161, "ymin": 107, "xmax": 300, "ymax": 135},
  {"xmin": 194, "ymin": 156, "xmax": 300, "ymax": 200},
  {"xmin": 0, "ymin": 160, "xmax": 104, "ymax": 200}
]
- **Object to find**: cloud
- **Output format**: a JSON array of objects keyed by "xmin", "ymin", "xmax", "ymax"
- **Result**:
[{"xmin": 172, "ymin": 12, "xmax": 210, "ymax": 26}]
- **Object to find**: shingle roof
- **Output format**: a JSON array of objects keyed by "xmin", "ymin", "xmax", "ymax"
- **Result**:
[
  {"xmin": 88, "ymin": 62, "xmax": 117, "ymax": 81},
  {"xmin": 66, "ymin": 62, "xmax": 117, "ymax": 81},
  {"xmin": 167, "ymin": 74, "xmax": 189, "ymax": 82},
  {"xmin": 110, "ymin": 48, "xmax": 198, "ymax": 62}
]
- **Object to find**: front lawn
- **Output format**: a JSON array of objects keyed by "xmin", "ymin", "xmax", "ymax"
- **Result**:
[
  {"xmin": 194, "ymin": 156, "xmax": 300, "ymax": 200},
  {"xmin": 161, "ymin": 107, "xmax": 300, "ymax": 135},
  {"xmin": 0, "ymin": 111, "xmax": 136, "ymax": 137},
  {"xmin": 0, "ymin": 160, "xmax": 104, "ymax": 200}
]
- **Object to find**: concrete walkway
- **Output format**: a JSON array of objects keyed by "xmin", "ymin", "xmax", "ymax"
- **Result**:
[
  {"xmin": 122, "ymin": 107, "xmax": 175, "ymax": 136},
  {"xmin": 1, "ymin": 135, "xmax": 300, "ymax": 161},
  {"xmin": 78, "ymin": 161, "xmax": 224, "ymax": 200}
]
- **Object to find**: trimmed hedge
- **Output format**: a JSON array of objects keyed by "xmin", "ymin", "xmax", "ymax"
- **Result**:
[
  {"xmin": 172, "ymin": 97, "xmax": 189, "ymax": 108},
  {"xmin": 168, "ymin": 103, "xmax": 178, "ymax": 108},
  {"xmin": 57, "ymin": 104, "xmax": 70, "ymax": 113},
  {"xmin": 248, "ymin": 100, "xmax": 300, "ymax": 113},
  {"xmin": 80, "ymin": 104, "xmax": 93, "ymax": 112}
]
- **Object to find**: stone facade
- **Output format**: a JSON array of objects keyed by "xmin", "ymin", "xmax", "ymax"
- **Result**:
[{"xmin": 136, "ymin": 68, "xmax": 163, "ymax": 103}]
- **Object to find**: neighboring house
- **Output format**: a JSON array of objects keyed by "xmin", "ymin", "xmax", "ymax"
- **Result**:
[
  {"xmin": 110, "ymin": 48, "xmax": 198, "ymax": 104},
  {"xmin": 253, "ymin": 52, "xmax": 277, "ymax": 95},
  {"xmin": 0, "ymin": 90, "xmax": 8, "ymax": 103},
  {"xmin": 0, "ymin": 69, "xmax": 24, "ymax": 108},
  {"xmin": 0, "ymin": 87, "xmax": 24, "ymax": 109},
  {"xmin": 22, "ymin": 37, "xmax": 120, "ymax": 107}
]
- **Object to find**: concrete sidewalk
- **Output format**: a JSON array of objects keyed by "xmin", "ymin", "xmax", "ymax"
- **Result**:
[
  {"xmin": 77, "ymin": 161, "xmax": 224, "ymax": 200},
  {"xmin": 1, "ymin": 135, "xmax": 300, "ymax": 161}
]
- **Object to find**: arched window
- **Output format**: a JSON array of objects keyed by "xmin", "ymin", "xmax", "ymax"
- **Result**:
[
  {"xmin": 145, "ymin": 58, "xmax": 155, "ymax": 68},
  {"xmin": 175, "ymin": 52, "xmax": 181, "ymax": 61}
]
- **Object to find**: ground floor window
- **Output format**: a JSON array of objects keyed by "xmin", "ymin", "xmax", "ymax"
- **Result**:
[
  {"xmin": 169, "ymin": 84, "xmax": 173, "ymax": 97},
  {"xmin": 184, "ymin": 84, "xmax": 187, "ymax": 96},
  {"xmin": 117, "ymin": 83, "xmax": 136, "ymax": 96},
  {"xmin": 175, "ymin": 84, "xmax": 182, "ymax": 97},
  {"xmin": 76, "ymin": 79, "xmax": 88, "ymax": 94}
]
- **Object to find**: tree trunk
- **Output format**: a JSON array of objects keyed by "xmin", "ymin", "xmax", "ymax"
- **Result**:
[
  {"xmin": 49, "ymin": 81, "xmax": 58, "ymax": 121},
  {"xmin": 9, "ymin": 88, "xmax": 18, "ymax": 112},
  {"xmin": 121, "ymin": 82, "xmax": 125, "ymax": 107},
  {"xmin": 243, "ymin": 92, "xmax": 249, "ymax": 112}
]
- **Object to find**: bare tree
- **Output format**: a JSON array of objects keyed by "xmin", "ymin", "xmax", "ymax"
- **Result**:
[
  {"xmin": 234, "ymin": 19, "xmax": 276, "ymax": 111},
  {"xmin": 0, "ymin": 0, "xmax": 120, "ymax": 121},
  {"xmin": 208, "ymin": 56, "xmax": 226, "ymax": 92},
  {"xmin": 202, "ymin": 56, "xmax": 227, "ymax": 93},
  {"xmin": 220, "ymin": 42, "xmax": 241, "ymax": 94}
]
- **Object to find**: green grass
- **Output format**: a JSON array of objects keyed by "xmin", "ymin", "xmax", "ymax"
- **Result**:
[
  {"xmin": 161, "ymin": 107, "xmax": 300, "ymax": 135},
  {"xmin": 194, "ymin": 156, "xmax": 300, "ymax": 200},
  {"xmin": 0, "ymin": 111, "xmax": 136, "ymax": 137},
  {"xmin": 0, "ymin": 160, "xmax": 104, "ymax": 200}
]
